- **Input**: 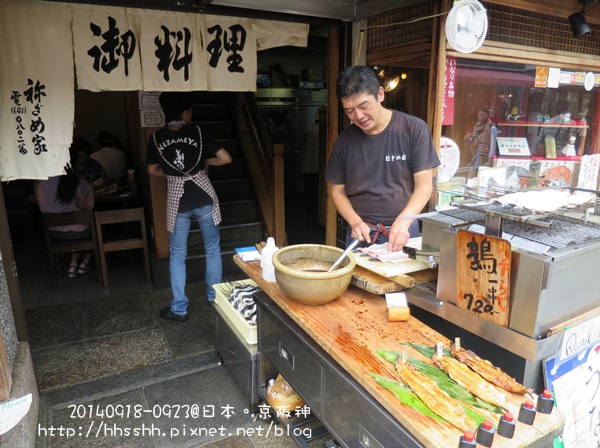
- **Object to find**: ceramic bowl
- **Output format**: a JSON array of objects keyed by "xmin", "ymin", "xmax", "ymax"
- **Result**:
[{"xmin": 272, "ymin": 244, "xmax": 355, "ymax": 305}]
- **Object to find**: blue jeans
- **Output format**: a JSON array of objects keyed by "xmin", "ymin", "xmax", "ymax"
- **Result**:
[
  {"xmin": 345, "ymin": 221, "xmax": 419, "ymax": 248},
  {"xmin": 169, "ymin": 205, "xmax": 222, "ymax": 315}
]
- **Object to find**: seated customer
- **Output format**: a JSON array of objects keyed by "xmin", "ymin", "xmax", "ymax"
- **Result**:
[
  {"xmin": 90, "ymin": 131, "xmax": 128, "ymax": 182},
  {"xmin": 71, "ymin": 137, "xmax": 105, "ymax": 186},
  {"xmin": 36, "ymin": 165, "xmax": 95, "ymax": 278}
]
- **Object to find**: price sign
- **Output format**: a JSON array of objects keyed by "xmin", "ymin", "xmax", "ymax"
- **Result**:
[{"xmin": 456, "ymin": 230, "xmax": 510, "ymax": 327}]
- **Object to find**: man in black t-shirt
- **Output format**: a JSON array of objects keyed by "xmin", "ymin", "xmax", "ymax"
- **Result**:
[
  {"xmin": 147, "ymin": 92, "xmax": 232, "ymax": 322},
  {"xmin": 325, "ymin": 66, "xmax": 440, "ymax": 252}
]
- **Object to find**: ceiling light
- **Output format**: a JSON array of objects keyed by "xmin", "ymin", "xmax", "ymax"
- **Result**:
[
  {"xmin": 569, "ymin": 0, "xmax": 597, "ymax": 38},
  {"xmin": 384, "ymin": 76, "xmax": 401, "ymax": 92}
]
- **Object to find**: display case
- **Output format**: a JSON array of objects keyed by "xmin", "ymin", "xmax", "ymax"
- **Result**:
[{"xmin": 441, "ymin": 59, "xmax": 598, "ymax": 169}]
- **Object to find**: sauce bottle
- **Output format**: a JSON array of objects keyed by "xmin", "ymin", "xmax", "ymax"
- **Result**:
[
  {"xmin": 518, "ymin": 398, "xmax": 537, "ymax": 425},
  {"xmin": 457, "ymin": 430, "xmax": 476, "ymax": 447},
  {"xmin": 537, "ymin": 389, "xmax": 554, "ymax": 414},
  {"xmin": 260, "ymin": 237, "xmax": 278, "ymax": 282},
  {"xmin": 497, "ymin": 411, "xmax": 516, "ymax": 438},
  {"xmin": 476, "ymin": 419, "xmax": 495, "ymax": 447}
]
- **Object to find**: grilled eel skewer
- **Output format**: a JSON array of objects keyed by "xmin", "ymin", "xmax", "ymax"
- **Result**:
[
  {"xmin": 432, "ymin": 353, "xmax": 507, "ymax": 410},
  {"xmin": 451, "ymin": 343, "xmax": 530, "ymax": 395},
  {"xmin": 395, "ymin": 359, "xmax": 477, "ymax": 433}
]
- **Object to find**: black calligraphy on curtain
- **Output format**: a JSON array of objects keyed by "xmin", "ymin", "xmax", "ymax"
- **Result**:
[
  {"xmin": 88, "ymin": 16, "xmax": 137, "ymax": 76},
  {"xmin": 206, "ymin": 23, "xmax": 247, "ymax": 73},
  {"xmin": 10, "ymin": 79, "xmax": 48, "ymax": 156},
  {"xmin": 154, "ymin": 25, "xmax": 192, "ymax": 82}
]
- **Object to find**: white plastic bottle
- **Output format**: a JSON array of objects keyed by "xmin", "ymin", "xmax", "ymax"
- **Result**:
[{"xmin": 260, "ymin": 237, "xmax": 278, "ymax": 282}]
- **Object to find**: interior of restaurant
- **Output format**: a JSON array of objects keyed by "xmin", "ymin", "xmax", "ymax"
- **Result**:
[{"xmin": 2, "ymin": 26, "xmax": 333, "ymax": 310}]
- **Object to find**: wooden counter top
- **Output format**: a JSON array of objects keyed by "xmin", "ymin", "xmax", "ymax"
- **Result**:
[{"xmin": 234, "ymin": 256, "xmax": 564, "ymax": 448}]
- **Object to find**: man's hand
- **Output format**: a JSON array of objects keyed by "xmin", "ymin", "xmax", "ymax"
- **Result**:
[
  {"xmin": 350, "ymin": 220, "xmax": 371, "ymax": 244},
  {"xmin": 388, "ymin": 220, "xmax": 411, "ymax": 252}
]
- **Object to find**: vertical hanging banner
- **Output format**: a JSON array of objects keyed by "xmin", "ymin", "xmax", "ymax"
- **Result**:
[
  {"xmin": 139, "ymin": 9, "xmax": 207, "ymax": 92},
  {"xmin": 442, "ymin": 56, "xmax": 456, "ymax": 126},
  {"xmin": 72, "ymin": 5, "xmax": 142, "ymax": 91},
  {"xmin": 456, "ymin": 230, "xmax": 511, "ymax": 327},
  {"xmin": 0, "ymin": 0, "xmax": 74, "ymax": 180},
  {"xmin": 202, "ymin": 15, "xmax": 256, "ymax": 91}
]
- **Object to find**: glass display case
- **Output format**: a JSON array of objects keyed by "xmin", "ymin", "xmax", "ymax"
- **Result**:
[{"xmin": 442, "ymin": 59, "xmax": 598, "ymax": 169}]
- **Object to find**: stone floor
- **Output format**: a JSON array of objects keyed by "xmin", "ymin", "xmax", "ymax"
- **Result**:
[{"xmin": 29, "ymin": 281, "xmax": 335, "ymax": 448}]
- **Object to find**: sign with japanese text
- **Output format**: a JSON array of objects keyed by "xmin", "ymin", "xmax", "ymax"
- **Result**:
[
  {"xmin": 138, "ymin": 10, "xmax": 207, "ymax": 91},
  {"xmin": 535, "ymin": 67, "xmax": 549, "ymax": 88},
  {"xmin": 456, "ymin": 230, "xmax": 511, "ymax": 327},
  {"xmin": 0, "ymin": 0, "xmax": 74, "ymax": 180},
  {"xmin": 0, "ymin": 0, "xmax": 308, "ymax": 180},
  {"xmin": 72, "ymin": 5, "xmax": 143, "ymax": 91},
  {"xmin": 202, "ymin": 16, "xmax": 256, "ymax": 91},
  {"xmin": 496, "ymin": 137, "xmax": 531, "ymax": 157},
  {"xmin": 544, "ymin": 341, "xmax": 600, "ymax": 448},
  {"xmin": 577, "ymin": 154, "xmax": 600, "ymax": 190},
  {"xmin": 442, "ymin": 57, "xmax": 456, "ymax": 125}
]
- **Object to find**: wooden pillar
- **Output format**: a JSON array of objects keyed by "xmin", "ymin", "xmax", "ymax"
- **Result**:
[
  {"xmin": 0, "ymin": 182, "xmax": 27, "ymax": 342},
  {"xmin": 432, "ymin": 0, "xmax": 451, "ymax": 152},
  {"xmin": 272, "ymin": 143, "xmax": 286, "ymax": 247},
  {"xmin": 325, "ymin": 25, "xmax": 340, "ymax": 247}
]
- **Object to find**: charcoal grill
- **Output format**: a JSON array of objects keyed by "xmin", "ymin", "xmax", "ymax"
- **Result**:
[{"xmin": 404, "ymin": 186, "xmax": 600, "ymax": 391}]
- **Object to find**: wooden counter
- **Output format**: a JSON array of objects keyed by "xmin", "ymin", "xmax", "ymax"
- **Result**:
[{"xmin": 234, "ymin": 255, "xmax": 564, "ymax": 448}]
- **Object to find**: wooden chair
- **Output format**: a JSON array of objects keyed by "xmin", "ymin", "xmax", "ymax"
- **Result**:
[
  {"xmin": 41, "ymin": 209, "xmax": 102, "ymax": 290},
  {"xmin": 94, "ymin": 207, "xmax": 152, "ymax": 289}
]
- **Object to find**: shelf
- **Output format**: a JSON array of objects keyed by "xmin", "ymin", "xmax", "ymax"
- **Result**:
[{"xmin": 497, "ymin": 121, "xmax": 588, "ymax": 128}]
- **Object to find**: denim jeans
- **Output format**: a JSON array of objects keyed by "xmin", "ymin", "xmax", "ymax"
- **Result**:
[
  {"xmin": 169, "ymin": 205, "xmax": 222, "ymax": 315},
  {"xmin": 345, "ymin": 220, "xmax": 419, "ymax": 248}
]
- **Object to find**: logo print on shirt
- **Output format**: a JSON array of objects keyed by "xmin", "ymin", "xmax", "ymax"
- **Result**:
[
  {"xmin": 385, "ymin": 155, "xmax": 407, "ymax": 162},
  {"xmin": 174, "ymin": 149, "xmax": 185, "ymax": 170}
]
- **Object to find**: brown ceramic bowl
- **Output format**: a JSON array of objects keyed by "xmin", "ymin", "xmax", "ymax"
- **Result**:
[{"xmin": 272, "ymin": 244, "xmax": 355, "ymax": 305}]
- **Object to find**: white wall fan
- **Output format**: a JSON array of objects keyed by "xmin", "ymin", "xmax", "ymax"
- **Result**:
[{"xmin": 445, "ymin": 0, "xmax": 489, "ymax": 54}]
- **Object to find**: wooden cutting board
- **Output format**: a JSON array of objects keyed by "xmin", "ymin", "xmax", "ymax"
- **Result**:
[
  {"xmin": 353, "ymin": 251, "xmax": 430, "ymax": 278},
  {"xmin": 351, "ymin": 266, "xmax": 405, "ymax": 294},
  {"xmin": 234, "ymin": 256, "xmax": 564, "ymax": 448}
]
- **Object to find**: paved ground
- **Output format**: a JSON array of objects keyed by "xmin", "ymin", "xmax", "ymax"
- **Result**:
[{"xmin": 29, "ymin": 281, "xmax": 334, "ymax": 448}]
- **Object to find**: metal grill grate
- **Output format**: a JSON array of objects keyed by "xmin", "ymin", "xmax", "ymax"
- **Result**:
[{"xmin": 439, "ymin": 208, "xmax": 600, "ymax": 249}]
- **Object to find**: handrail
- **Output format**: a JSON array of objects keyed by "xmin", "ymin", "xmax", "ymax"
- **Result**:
[{"xmin": 234, "ymin": 92, "xmax": 286, "ymax": 246}]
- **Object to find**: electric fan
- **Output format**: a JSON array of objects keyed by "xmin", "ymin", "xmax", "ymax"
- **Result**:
[{"xmin": 445, "ymin": 0, "xmax": 488, "ymax": 54}]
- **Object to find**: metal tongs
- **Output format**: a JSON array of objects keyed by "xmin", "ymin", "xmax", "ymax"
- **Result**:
[{"xmin": 328, "ymin": 238, "xmax": 360, "ymax": 272}]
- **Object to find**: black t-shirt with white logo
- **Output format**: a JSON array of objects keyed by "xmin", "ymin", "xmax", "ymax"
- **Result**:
[{"xmin": 146, "ymin": 124, "xmax": 221, "ymax": 212}]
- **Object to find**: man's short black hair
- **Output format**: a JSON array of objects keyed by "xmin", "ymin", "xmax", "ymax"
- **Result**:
[
  {"xmin": 159, "ymin": 92, "xmax": 193, "ymax": 123},
  {"xmin": 336, "ymin": 66, "xmax": 381, "ymax": 100}
]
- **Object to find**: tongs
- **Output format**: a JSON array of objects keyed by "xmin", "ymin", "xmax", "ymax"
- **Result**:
[{"xmin": 328, "ymin": 238, "xmax": 360, "ymax": 272}]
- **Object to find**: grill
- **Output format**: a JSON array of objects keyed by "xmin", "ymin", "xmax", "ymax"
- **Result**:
[
  {"xmin": 439, "ymin": 207, "xmax": 600, "ymax": 249},
  {"xmin": 437, "ymin": 186, "xmax": 600, "ymax": 250}
]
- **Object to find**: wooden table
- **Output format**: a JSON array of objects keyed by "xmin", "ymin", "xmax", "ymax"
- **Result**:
[{"xmin": 234, "ymin": 255, "xmax": 564, "ymax": 448}]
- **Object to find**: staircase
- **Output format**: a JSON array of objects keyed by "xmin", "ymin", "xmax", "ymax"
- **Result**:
[{"xmin": 152, "ymin": 92, "xmax": 264, "ymax": 286}]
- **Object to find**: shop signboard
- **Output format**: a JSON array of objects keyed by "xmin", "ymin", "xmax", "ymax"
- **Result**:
[{"xmin": 455, "ymin": 230, "xmax": 511, "ymax": 327}]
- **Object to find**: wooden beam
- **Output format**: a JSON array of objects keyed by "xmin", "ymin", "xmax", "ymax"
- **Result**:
[
  {"xmin": 447, "ymin": 39, "xmax": 600, "ymax": 71},
  {"xmin": 485, "ymin": 0, "xmax": 600, "ymax": 26}
]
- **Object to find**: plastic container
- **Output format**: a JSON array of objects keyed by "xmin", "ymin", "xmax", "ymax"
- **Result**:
[
  {"xmin": 476, "ymin": 419, "xmax": 495, "ymax": 447},
  {"xmin": 518, "ymin": 399, "xmax": 537, "ymax": 425},
  {"xmin": 537, "ymin": 389, "xmax": 554, "ymax": 414},
  {"xmin": 261, "ymin": 237, "xmax": 278, "ymax": 282},
  {"xmin": 214, "ymin": 280, "xmax": 259, "ymax": 345},
  {"xmin": 457, "ymin": 430, "xmax": 477, "ymax": 447},
  {"xmin": 498, "ymin": 411, "xmax": 516, "ymax": 438}
]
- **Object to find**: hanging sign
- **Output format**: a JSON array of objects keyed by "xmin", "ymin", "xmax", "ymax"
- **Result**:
[
  {"xmin": 442, "ymin": 57, "xmax": 456, "ymax": 126},
  {"xmin": 437, "ymin": 137, "xmax": 460, "ymax": 182},
  {"xmin": 456, "ymin": 230, "xmax": 511, "ymax": 327}
]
